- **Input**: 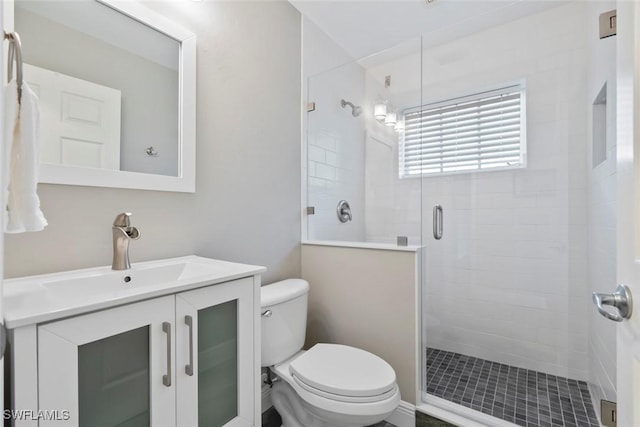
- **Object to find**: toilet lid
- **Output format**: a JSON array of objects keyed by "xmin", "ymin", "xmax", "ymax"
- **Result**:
[{"xmin": 289, "ymin": 343, "xmax": 396, "ymax": 398}]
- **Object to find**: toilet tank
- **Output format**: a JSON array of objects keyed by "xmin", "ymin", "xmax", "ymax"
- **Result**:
[{"xmin": 261, "ymin": 279, "xmax": 309, "ymax": 367}]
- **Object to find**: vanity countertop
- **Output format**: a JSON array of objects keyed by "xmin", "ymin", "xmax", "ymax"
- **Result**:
[{"xmin": 3, "ymin": 255, "xmax": 266, "ymax": 328}]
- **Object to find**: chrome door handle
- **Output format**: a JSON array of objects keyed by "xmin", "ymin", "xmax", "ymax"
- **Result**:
[
  {"xmin": 433, "ymin": 205, "xmax": 443, "ymax": 240},
  {"xmin": 162, "ymin": 322, "xmax": 172, "ymax": 386},
  {"xmin": 592, "ymin": 284, "xmax": 633, "ymax": 322},
  {"xmin": 185, "ymin": 315, "xmax": 194, "ymax": 376}
]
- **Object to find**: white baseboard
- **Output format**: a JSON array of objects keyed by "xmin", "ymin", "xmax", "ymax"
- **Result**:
[
  {"xmin": 261, "ymin": 386, "xmax": 414, "ymax": 427},
  {"xmin": 385, "ymin": 401, "xmax": 415, "ymax": 427}
]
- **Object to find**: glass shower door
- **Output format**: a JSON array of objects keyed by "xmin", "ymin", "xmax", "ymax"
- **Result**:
[{"xmin": 419, "ymin": 4, "xmax": 606, "ymax": 424}]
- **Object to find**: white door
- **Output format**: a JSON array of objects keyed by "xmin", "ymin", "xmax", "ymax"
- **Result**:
[
  {"xmin": 38, "ymin": 296, "xmax": 176, "ymax": 427},
  {"xmin": 615, "ymin": 1, "xmax": 640, "ymax": 426},
  {"xmin": 0, "ymin": 1, "xmax": 6, "ymax": 417},
  {"xmin": 176, "ymin": 278, "xmax": 255, "ymax": 427},
  {"xmin": 23, "ymin": 63, "xmax": 121, "ymax": 170}
]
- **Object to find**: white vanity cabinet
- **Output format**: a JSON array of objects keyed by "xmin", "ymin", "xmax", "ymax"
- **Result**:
[{"xmin": 5, "ymin": 257, "xmax": 264, "ymax": 427}]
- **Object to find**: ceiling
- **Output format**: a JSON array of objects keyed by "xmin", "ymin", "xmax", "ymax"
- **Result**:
[{"xmin": 289, "ymin": 0, "xmax": 570, "ymax": 60}]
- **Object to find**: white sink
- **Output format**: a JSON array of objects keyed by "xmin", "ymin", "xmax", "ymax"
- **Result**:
[
  {"xmin": 41, "ymin": 259, "xmax": 227, "ymax": 294},
  {"xmin": 4, "ymin": 255, "xmax": 265, "ymax": 328}
]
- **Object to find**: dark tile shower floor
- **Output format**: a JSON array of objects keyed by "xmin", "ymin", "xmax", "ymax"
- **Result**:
[{"xmin": 426, "ymin": 348, "xmax": 601, "ymax": 427}]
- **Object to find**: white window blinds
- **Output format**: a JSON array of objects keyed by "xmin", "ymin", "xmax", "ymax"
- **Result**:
[{"xmin": 400, "ymin": 84, "xmax": 526, "ymax": 177}]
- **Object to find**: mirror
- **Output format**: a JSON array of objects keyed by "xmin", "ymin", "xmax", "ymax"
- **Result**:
[{"xmin": 7, "ymin": 0, "xmax": 196, "ymax": 192}]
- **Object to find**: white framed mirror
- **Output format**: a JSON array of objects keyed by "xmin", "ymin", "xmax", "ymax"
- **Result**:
[{"xmin": 4, "ymin": 0, "xmax": 196, "ymax": 192}]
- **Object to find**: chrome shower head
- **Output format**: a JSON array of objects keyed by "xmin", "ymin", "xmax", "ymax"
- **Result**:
[{"xmin": 341, "ymin": 99, "xmax": 362, "ymax": 117}]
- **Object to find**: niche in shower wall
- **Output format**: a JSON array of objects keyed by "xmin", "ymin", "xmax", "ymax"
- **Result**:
[{"xmin": 592, "ymin": 83, "xmax": 608, "ymax": 168}]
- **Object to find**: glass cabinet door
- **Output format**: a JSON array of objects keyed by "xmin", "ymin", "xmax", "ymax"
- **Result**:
[
  {"xmin": 38, "ymin": 296, "xmax": 176, "ymax": 427},
  {"xmin": 78, "ymin": 326, "xmax": 150, "ymax": 426},
  {"xmin": 176, "ymin": 278, "xmax": 255, "ymax": 427}
]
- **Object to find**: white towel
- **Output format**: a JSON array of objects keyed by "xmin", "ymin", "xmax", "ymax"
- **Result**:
[{"xmin": 3, "ymin": 79, "xmax": 47, "ymax": 233}]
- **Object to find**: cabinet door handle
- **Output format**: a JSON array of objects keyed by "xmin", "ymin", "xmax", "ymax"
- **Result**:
[
  {"xmin": 185, "ymin": 315, "xmax": 194, "ymax": 376},
  {"xmin": 162, "ymin": 322, "xmax": 172, "ymax": 387}
]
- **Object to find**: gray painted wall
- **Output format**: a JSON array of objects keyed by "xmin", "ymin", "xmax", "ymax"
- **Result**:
[{"xmin": 5, "ymin": 1, "xmax": 302, "ymax": 284}]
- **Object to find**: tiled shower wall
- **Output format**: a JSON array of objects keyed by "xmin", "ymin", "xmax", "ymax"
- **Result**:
[{"xmin": 365, "ymin": 2, "xmax": 590, "ymax": 380}]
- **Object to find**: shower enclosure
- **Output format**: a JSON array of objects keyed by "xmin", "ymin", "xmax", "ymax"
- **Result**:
[{"xmin": 303, "ymin": 2, "xmax": 616, "ymax": 426}]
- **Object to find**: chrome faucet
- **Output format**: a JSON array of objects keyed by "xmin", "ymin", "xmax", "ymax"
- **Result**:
[{"xmin": 112, "ymin": 212, "xmax": 141, "ymax": 270}]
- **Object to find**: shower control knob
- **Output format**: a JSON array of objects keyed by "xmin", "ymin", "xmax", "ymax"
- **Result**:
[{"xmin": 337, "ymin": 200, "xmax": 352, "ymax": 223}]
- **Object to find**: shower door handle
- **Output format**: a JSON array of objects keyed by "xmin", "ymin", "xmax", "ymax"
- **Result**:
[
  {"xmin": 592, "ymin": 284, "xmax": 633, "ymax": 322},
  {"xmin": 433, "ymin": 205, "xmax": 443, "ymax": 240}
]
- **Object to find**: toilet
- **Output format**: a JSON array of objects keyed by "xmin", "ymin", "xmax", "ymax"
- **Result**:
[{"xmin": 261, "ymin": 279, "xmax": 401, "ymax": 427}]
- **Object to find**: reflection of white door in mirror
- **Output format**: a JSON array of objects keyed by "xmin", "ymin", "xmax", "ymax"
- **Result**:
[
  {"xmin": 25, "ymin": 63, "xmax": 122, "ymax": 170},
  {"xmin": 3, "ymin": 0, "xmax": 196, "ymax": 192}
]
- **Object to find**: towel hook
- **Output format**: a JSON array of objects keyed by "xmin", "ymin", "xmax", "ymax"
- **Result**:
[{"xmin": 4, "ymin": 30, "xmax": 23, "ymax": 104}]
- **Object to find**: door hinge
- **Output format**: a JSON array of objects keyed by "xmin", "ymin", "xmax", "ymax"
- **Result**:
[
  {"xmin": 599, "ymin": 10, "xmax": 617, "ymax": 39},
  {"xmin": 306, "ymin": 102, "xmax": 316, "ymax": 112},
  {"xmin": 306, "ymin": 206, "xmax": 315, "ymax": 215},
  {"xmin": 601, "ymin": 400, "xmax": 617, "ymax": 427}
]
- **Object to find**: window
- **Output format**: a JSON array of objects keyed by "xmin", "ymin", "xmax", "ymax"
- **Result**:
[{"xmin": 400, "ymin": 84, "xmax": 526, "ymax": 177}]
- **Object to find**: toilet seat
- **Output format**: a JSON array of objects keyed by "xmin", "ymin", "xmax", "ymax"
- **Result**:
[
  {"xmin": 292, "ymin": 373, "xmax": 399, "ymax": 403},
  {"xmin": 272, "ymin": 345, "xmax": 401, "ymax": 418},
  {"xmin": 289, "ymin": 343, "xmax": 396, "ymax": 398}
]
